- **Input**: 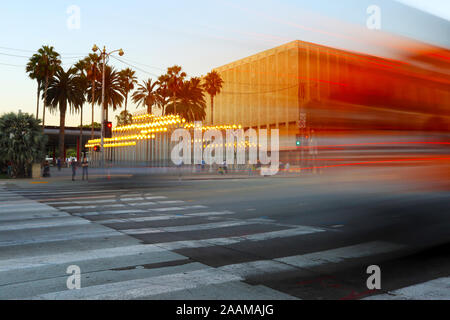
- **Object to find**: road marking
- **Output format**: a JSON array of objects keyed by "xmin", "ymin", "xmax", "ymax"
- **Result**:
[
  {"xmin": 122, "ymin": 220, "xmax": 255, "ymax": 235},
  {"xmin": 0, "ymin": 217, "xmax": 90, "ymax": 231},
  {"xmin": 275, "ymin": 241, "xmax": 405, "ymax": 269},
  {"xmin": 364, "ymin": 277, "xmax": 450, "ymax": 300},
  {"xmin": 98, "ymin": 211, "xmax": 235, "ymax": 224},
  {"xmin": 0, "ymin": 244, "xmax": 170, "ymax": 272},
  {"xmin": 74, "ymin": 209, "xmax": 146, "ymax": 217},
  {"xmin": 61, "ymin": 204, "xmax": 125, "ymax": 210},
  {"xmin": 151, "ymin": 205, "xmax": 207, "ymax": 212},
  {"xmin": 219, "ymin": 260, "xmax": 297, "ymax": 278},
  {"xmin": 156, "ymin": 226, "xmax": 325, "ymax": 250},
  {"xmin": 29, "ymin": 268, "xmax": 242, "ymax": 300}
]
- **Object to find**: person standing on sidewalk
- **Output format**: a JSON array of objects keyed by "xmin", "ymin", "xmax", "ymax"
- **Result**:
[
  {"xmin": 82, "ymin": 158, "xmax": 89, "ymax": 181},
  {"xmin": 71, "ymin": 159, "xmax": 78, "ymax": 181}
]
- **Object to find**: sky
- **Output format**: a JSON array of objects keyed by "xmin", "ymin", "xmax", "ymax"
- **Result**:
[{"xmin": 0, "ymin": 0, "xmax": 449, "ymax": 126}]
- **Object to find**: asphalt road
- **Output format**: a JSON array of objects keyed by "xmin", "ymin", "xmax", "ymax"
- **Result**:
[{"xmin": 0, "ymin": 163, "xmax": 449, "ymax": 300}]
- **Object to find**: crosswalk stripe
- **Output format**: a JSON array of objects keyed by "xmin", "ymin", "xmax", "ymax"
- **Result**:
[
  {"xmin": 29, "ymin": 268, "xmax": 243, "ymax": 300},
  {"xmin": 61, "ymin": 204, "xmax": 125, "ymax": 210},
  {"xmin": 122, "ymin": 220, "xmax": 256, "ymax": 235},
  {"xmin": 0, "ymin": 217, "xmax": 90, "ymax": 231},
  {"xmin": 0, "ymin": 244, "xmax": 170, "ymax": 272},
  {"xmin": 98, "ymin": 211, "xmax": 235, "ymax": 224},
  {"xmin": 0, "ymin": 229, "xmax": 121, "ymax": 247},
  {"xmin": 364, "ymin": 277, "xmax": 450, "ymax": 300},
  {"xmin": 275, "ymin": 241, "xmax": 405, "ymax": 268},
  {"xmin": 156, "ymin": 226, "xmax": 325, "ymax": 250}
]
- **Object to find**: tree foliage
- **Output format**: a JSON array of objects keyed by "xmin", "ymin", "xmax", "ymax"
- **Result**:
[{"xmin": 0, "ymin": 112, "xmax": 47, "ymax": 177}]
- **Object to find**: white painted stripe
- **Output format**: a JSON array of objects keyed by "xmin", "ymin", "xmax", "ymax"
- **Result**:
[
  {"xmin": 123, "ymin": 220, "xmax": 255, "ymax": 235},
  {"xmin": 120, "ymin": 197, "xmax": 144, "ymax": 201},
  {"xmin": 275, "ymin": 241, "xmax": 405, "ymax": 268},
  {"xmin": 364, "ymin": 277, "xmax": 450, "ymax": 300},
  {"xmin": 30, "ymin": 268, "xmax": 242, "ymax": 300},
  {"xmin": 98, "ymin": 211, "xmax": 235, "ymax": 224},
  {"xmin": 151, "ymin": 205, "xmax": 207, "ymax": 212},
  {"xmin": 51, "ymin": 199, "xmax": 116, "ymax": 207},
  {"xmin": 0, "ymin": 230, "xmax": 121, "ymax": 247},
  {"xmin": 12, "ymin": 189, "xmax": 124, "ymax": 195},
  {"xmin": 74, "ymin": 209, "xmax": 146, "ymax": 216},
  {"xmin": 219, "ymin": 260, "xmax": 297, "ymax": 278},
  {"xmin": 155, "ymin": 226, "xmax": 325, "ymax": 250},
  {"xmin": 0, "ymin": 244, "xmax": 167, "ymax": 272},
  {"xmin": 0, "ymin": 217, "xmax": 90, "ymax": 231},
  {"xmin": 61, "ymin": 204, "xmax": 125, "ymax": 210},
  {"xmin": 145, "ymin": 196, "xmax": 167, "ymax": 200},
  {"xmin": 157, "ymin": 200, "xmax": 185, "ymax": 204}
]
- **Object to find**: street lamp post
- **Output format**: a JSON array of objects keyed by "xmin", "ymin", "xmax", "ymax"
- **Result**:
[{"xmin": 92, "ymin": 45, "xmax": 124, "ymax": 168}]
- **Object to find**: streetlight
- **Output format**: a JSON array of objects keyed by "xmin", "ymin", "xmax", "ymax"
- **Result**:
[{"xmin": 92, "ymin": 45, "xmax": 124, "ymax": 167}]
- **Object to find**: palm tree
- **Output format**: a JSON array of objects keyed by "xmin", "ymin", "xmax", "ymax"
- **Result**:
[
  {"xmin": 203, "ymin": 70, "xmax": 224, "ymax": 125},
  {"xmin": 119, "ymin": 68, "xmax": 138, "ymax": 112},
  {"xmin": 166, "ymin": 77, "xmax": 206, "ymax": 122},
  {"xmin": 156, "ymin": 74, "xmax": 171, "ymax": 115},
  {"xmin": 27, "ymin": 46, "xmax": 61, "ymax": 127},
  {"xmin": 166, "ymin": 65, "xmax": 186, "ymax": 115},
  {"xmin": 115, "ymin": 110, "xmax": 133, "ymax": 126},
  {"xmin": 26, "ymin": 56, "xmax": 44, "ymax": 120},
  {"xmin": 45, "ymin": 67, "xmax": 85, "ymax": 160},
  {"xmin": 75, "ymin": 54, "xmax": 101, "ymax": 139},
  {"xmin": 91, "ymin": 65, "xmax": 124, "ymax": 122},
  {"xmin": 132, "ymin": 79, "xmax": 158, "ymax": 114},
  {"xmin": 73, "ymin": 59, "xmax": 91, "ymax": 160}
]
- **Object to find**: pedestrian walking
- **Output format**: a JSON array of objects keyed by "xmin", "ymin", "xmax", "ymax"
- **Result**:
[
  {"xmin": 71, "ymin": 159, "xmax": 78, "ymax": 181},
  {"xmin": 82, "ymin": 158, "xmax": 89, "ymax": 181},
  {"xmin": 57, "ymin": 158, "xmax": 61, "ymax": 171}
]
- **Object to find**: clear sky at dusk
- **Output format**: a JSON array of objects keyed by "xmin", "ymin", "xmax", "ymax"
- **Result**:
[{"xmin": 0, "ymin": 0, "xmax": 448, "ymax": 126}]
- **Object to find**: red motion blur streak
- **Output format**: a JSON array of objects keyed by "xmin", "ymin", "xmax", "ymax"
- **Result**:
[
  {"xmin": 297, "ymin": 157, "xmax": 450, "ymax": 171},
  {"xmin": 285, "ymin": 141, "xmax": 450, "ymax": 151}
]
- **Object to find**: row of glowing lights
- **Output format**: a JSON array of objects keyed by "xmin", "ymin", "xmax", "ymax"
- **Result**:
[
  {"xmin": 85, "ymin": 142, "xmax": 137, "ymax": 148},
  {"xmin": 184, "ymin": 124, "xmax": 242, "ymax": 130},
  {"xmin": 115, "ymin": 116, "xmax": 185, "ymax": 132}
]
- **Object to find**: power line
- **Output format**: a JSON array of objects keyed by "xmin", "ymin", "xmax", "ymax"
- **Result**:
[{"xmin": 110, "ymin": 55, "xmax": 160, "ymax": 77}]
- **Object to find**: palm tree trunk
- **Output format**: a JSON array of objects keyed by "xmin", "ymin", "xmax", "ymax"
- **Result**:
[
  {"xmin": 58, "ymin": 102, "xmax": 67, "ymax": 160},
  {"xmin": 125, "ymin": 94, "xmax": 128, "ymax": 112},
  {"xmin": 147, "ymin": 104, "xmax": 152, "ymax": 115},
  {"xmin": 42, "ymin": 75, "xmax": 49, "ymax": 129},
  {"xmin": 173, "ymin": 93, "xmax": 177, "ymax": 115},
  {"xmin": 36, "ymin": 82, "xmax": 41, "ymax": 120},
  {"xmin": 210, "ymin": 96, "xmax": 214, "ymax": 125},
  {"xmin": 91, "ymin": 79, "xmax": 95, "ymax": 140},
  {"xmin": 79, "ymin": 105, "xmax": 83, "ymax": 161}
]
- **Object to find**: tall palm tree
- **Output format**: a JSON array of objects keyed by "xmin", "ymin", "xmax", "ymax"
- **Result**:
[
  {"xmin": 91, "ymin": 65, "xmax": 124, "ymax": 122},
  {"xmin": 28, "ymin": 46, "xmax": 61, "ymax": 127},
  {"xmin": 166, "ymin": 77, "xmax": 206, "ymax": 122},
  {"xmin": 203, "ymin": 70, "xmax": 223, "ymax": 125},
  {"xmin": 73, "ymin": 59, "xmax": 91, "ymax": 159},
  {"xmin": 156, "ymin": 74, "xmax": 171, "ymax": 115},
  {"xmin": 26, "ymin": 56, "xmax": 44, "ymax": 120},
  {"xmin": 119, "ymin": 68, "xmax": 138, "ymax": 112},
  {"xmin": 75, "ymin": 54, "xmax": 101, "ymax": 139},
  {"xmin": 45, "ymin": 67, "xmax": 85, "ymax": 160},
  {"xmin": 166, "ymin": 65, "xmax": 186, "ymax": 115},
  {"xmin": 132, "ymin": 79, "xmax": 158, "ymax": 114}
]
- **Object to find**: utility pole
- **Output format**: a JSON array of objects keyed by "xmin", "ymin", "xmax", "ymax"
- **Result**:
[{"xmin": 92, "ymin": 45, "xmax": 124, "ymax": 168}]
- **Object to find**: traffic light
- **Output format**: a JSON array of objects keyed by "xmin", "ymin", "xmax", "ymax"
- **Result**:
[
  {"xmin": 296, "ymin": 134, "xmax": 302, "ymax": 147},
  {"xmin": 104, "ymin": 121, "xmax": 113, "ymax": 138},
  {"xmin": 93, "ymin": 145, "xmax": 101, "ymax": 152}
]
